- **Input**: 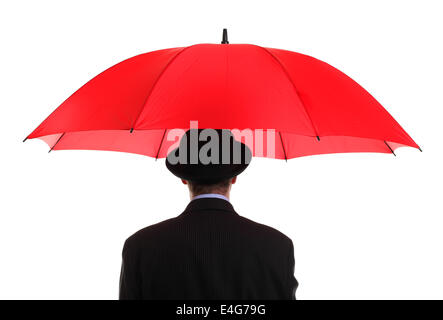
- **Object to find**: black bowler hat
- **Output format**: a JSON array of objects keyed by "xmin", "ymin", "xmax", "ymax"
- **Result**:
[{"xmin": 165, "ymin": 129, "xmax": 252, "ymax": 184}]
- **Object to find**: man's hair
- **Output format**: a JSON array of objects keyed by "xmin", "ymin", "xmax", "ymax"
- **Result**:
[{"xmin": 188, "ymin": 179, "xmax": 232, "ymax": 196}]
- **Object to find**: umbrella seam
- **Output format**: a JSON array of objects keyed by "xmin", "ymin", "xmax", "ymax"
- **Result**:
[
  {"xmin": 48, "ymin": 132, "xmax": 65, "ymax": 152},
  {"xmin": 279, "ymin": 131, "xmax": 288, "ymax": 162},
  {"xmin": 257, "ymin": 46, "xmax": 320, "ymax": 140},
  {"xmin": 155, "ymin": 129, "xmax": 167, "ymax": 160},
  {"xmin": 130, "ymin": 46, "xmax": 193, "ymax": 131},
  {"xmin": 384, "ymin": 140, "xmax": 396, "ymax": 156}
]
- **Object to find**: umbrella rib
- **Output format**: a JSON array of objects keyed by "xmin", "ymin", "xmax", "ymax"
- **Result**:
[
  {"xmin": 279, "ymin": 131, "xmax": 288, "ymax": 162},
  {"xmin": 130, "ymin": 46, "xmax": 191, "ymax": 132},
  {"xmin": 48, "ymin": 132, "xmax": 65, "ymax": 153},
  {"xmin": 384, "ymin": 140, "xmax": 396, "ymax": 156},
  {"xmin": 155, "ymin": 129, "xmax": 167, "ymax": 160},
  {"xmin": 258, "ymin": 46, "xmax": 321, "ymax": 141}
]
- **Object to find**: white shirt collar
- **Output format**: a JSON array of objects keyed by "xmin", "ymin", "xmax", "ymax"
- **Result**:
[{"xmin": 192, "ymin": 193, "xmax": 230, "ymax": 202}]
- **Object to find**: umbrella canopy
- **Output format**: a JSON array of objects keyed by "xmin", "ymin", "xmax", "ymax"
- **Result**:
[{"xmin": 25, "ymin": 30, "xmax": 420, "ymax": 159}]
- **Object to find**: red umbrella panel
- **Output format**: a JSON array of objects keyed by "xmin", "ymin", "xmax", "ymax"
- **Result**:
[{"xmin": 25, "ymin": 33, "xmax": 421, "ymax": 160}]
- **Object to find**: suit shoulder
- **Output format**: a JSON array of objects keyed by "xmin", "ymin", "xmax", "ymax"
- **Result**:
[
  {"xmin": 236, "ymin": 215, "xmax": 293, "ymax": 246},
  {"xmin": 123, "ymin": 216, "xmax": 179, "ymax": 249}
]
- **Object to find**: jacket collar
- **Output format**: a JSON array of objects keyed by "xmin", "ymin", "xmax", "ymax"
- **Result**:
[{"xmin": 182, "ymin": 197, "xmax": 237, "ymax": 215}]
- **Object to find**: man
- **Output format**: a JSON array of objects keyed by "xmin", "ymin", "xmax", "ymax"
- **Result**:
[{"xmin": 119, "ymin": 129, "xmax": 298, "ymax": 299}]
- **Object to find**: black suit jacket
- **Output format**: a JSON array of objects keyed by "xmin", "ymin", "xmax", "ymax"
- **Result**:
[{"xmin": 119, "ymin": 198, "xmax": 298, "ymax": 300}]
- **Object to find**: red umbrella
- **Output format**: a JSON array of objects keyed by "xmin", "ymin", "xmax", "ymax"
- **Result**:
[{"xmin": 24, "ymin": 29, "xmax": 421, "ymax": 159}]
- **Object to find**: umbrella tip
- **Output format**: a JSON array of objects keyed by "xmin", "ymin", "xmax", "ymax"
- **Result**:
[
  {"xmin": 221, "ymin": 28, "xmax": 229, "ymax": 44},
  {"xmin": 316, "ymin": 136, "xmax": 320, "ymax": 141},
  {"xmin": 418, "ymin": 146, "xmax": 423, "ymax": 152},
  {"xmin": 130, "ymin": 128, "xmax": 134, "ymax": 133},
  {"xmin": 23, "ymin": 137, "xmax": 28, "ymax": 143}
]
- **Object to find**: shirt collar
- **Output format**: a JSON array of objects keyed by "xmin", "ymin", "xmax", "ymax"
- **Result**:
[
  {"xmin": 192, "ymin": 193, "xmax": 230, "ymax": 202},
  {"xmin": 183, "ymin": 196, "xmax": 237, "ymax": 216}
]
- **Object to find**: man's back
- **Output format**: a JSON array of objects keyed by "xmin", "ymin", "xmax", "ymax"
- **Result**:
[{"xmin": 119, "ymin": 198, "xmax": 298, "ymax": 300}]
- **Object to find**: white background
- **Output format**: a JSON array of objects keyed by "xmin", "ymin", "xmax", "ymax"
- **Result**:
[{"xmin": 0, "ymin": 0, "xmax": 441, "ymax": 300}]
